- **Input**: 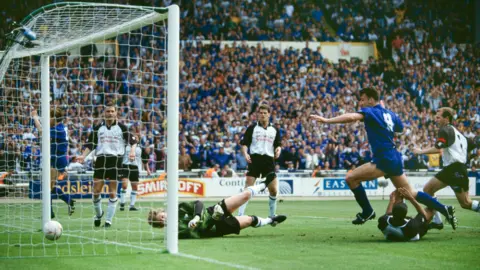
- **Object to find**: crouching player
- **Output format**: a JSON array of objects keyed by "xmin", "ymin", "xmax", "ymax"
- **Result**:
[
  {"xmin": 378, "ymin": 187, "xmax": 435, "ymax": 241},
  {"xmin": 147, "ymin": 177, "xmax": 287, "ymax": 239}
]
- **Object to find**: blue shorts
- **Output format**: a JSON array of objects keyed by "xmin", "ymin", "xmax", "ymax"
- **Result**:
[
  {"xmin": 372, "ymin": 149, "xmax": 403, "ymax": 178},
  {"xmin": 51, "ymin": 156, "xmax": 68, "ymax": 173}
]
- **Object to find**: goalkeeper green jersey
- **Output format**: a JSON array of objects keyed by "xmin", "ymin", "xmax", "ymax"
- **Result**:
[{"xmin": 178, "ymin": 201, "xmax": 216, "ymax": 239}]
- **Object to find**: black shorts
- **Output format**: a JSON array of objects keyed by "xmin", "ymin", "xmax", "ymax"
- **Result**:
[
  {"xmin": 120, "ymin": 164, "xmax": 140, "ymax": 182},
  {"xmin": 207, "ymin": 200, "xmax": 241, "ymax": 237},
  {"xmin": 435, "ymin": 162, "xmax": 469, "ymax": 193},
  {"xmin": 246, "ymin": 154, "xmax": 275, "ymax": 178},
  {"xmin": 410, "ymin": 213, "xmax": 429, "ymax": 239},
  {"xmin": 93, "ymin": 155, "xmax": 123, "ymax": 181}
]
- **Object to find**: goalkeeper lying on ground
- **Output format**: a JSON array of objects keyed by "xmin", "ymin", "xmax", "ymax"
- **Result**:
[{"xmin": 147, "ymin": 177, "xmax": 287, "ymax": 239}]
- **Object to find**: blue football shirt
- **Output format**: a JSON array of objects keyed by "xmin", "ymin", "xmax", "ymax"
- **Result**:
[{"xmin": 358, "ymin": 105, "xmax": 403, "ymax": 156}]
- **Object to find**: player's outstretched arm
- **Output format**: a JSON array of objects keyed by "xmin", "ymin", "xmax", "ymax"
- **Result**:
[
  {"xmin": 413, "ymin": 146, "xmax": 441, "ymax": 155},
  {"xmin": 309, "ymin": 113, "xmax": 364, "ymax": 124},
  {"xmin": 398, "ymin": 187, "xmax": 428, "ymax": 218}
]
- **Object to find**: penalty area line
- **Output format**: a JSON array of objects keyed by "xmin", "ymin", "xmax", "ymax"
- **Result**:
[{"xmin": 0, "ymin": 223, "xmax": 259, "ymax": 269}]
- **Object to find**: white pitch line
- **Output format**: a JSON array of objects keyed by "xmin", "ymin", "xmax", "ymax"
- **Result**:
[{"xmin": 0, "ymin": 223, "xmax": 259, "ymax": 269}]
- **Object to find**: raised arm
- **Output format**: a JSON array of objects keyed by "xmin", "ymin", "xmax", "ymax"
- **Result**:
[
  {"xmin": 31, "ymin": 109, "xmax": 42, "ymax": 135},
  {"xmin": 398, "ymin": 187, "xmax": 428, "ymax": 218},
  {"xmin": 310, "ymin": 113, "xmax": 364, "ymax": 125}
]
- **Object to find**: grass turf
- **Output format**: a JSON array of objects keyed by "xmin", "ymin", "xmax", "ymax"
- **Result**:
[{"xmin": 1, "ymin": 198, "xmax": 479, "ymax": 270}]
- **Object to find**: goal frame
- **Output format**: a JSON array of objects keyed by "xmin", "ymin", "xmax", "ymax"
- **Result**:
[{"xmin": 2, "ymin": 2, "xmax": 179, "ymax": 254}]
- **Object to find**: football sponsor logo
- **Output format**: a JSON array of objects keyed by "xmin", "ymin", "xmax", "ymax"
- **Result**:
[
  {"xmin": 323, "ymin": 178, "xmax": 378, "ymax": 190},
  {"xmin": 138, "ymin": 177, "xmax": 205, "ymax": 197}
]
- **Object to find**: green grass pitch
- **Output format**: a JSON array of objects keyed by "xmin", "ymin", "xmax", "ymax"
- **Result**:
[{"xmin": 1, "ymin": 198, "xmax": 479, "ymax": 270}]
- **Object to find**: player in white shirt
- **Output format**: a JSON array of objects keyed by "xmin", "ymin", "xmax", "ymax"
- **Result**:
[
  {"xmin": 413, "ymin": 107, "xmax": 479, "ymax": 230},
  {"xmin": 238, "ymin": 104, "xmax": 282, "ymax": 219},
  {"xmin": 119, "ymin": 132, "xmax": 151, "ymax": 211}
]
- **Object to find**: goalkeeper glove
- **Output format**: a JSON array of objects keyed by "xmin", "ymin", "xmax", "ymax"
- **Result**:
[{"xmin": 188, "ymin": 215, "xmax": 200, "ymax": 228}]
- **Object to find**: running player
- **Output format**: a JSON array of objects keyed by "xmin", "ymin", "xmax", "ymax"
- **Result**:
[
  {"xmin": 309, "ymin": 88, "xmax": 457, "ymax": 228},
  {"xmin": 413, "ymin": 107, "xmax": 479, "ymax": 229}
]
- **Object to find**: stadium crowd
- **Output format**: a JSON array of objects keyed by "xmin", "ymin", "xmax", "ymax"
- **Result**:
[{"xmin": 0, "ymin": 0, "xmax": 478, "ymax": 175}]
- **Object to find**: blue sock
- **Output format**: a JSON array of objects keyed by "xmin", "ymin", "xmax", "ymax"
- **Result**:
[
  {"xmin": 52, "ymin": 186, "xmax": 71, "ymax": 204},
  {"xmin": 351, "ymin": 185, "xmax": 373, "ymax": 216},
  {"xmin": 415, "ymin": 191, "xmax": 447, "ymax": 216}
]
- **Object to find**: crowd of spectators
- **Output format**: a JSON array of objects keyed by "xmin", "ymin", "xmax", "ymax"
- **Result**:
[{"xmin": 0, "ymin": 0, "xmax": 479, "ymax": 176}]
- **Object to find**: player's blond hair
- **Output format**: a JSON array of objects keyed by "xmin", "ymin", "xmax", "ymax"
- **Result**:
[{"xmin": 147, "ymin": 208, "xmax": 165, "ymax": 228}]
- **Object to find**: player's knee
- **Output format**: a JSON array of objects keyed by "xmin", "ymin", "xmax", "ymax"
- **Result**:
[
  {"xmin": 422, "ymin": 186, "xmax": 434, "ymax": 196},
  {"xmin": 345, "ymin": 173, "xmax": 357, "ymax": 187},
  {"xmin": 459, "ymin": 200, "xmax": 471, "ymax": 209}
]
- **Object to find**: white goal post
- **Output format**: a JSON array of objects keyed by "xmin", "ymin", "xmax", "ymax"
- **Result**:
[{"xmin": 0, "ymin": 2, "xmax": 179, "ymax": 255}]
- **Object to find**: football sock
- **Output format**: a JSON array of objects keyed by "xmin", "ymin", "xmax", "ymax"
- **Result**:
[
  {"xmin": 472, "ymin": 200, "xmax": 480, "ymax": 212},
  {"xmin": 432, "ymin": 211, "xmax": 443, "ymax": 224},
  {"xmin": 269, "ymin": 196, "xmax": 277, "ymax": 217},
  {"xmin": 250, "ymin": 215, "xmax": 272, "ymax": 228},
  {"xmin": 351, "ymin": 185, "xmax": 373, "ymax": 216},
  {"xmin": 52, "ymin": 186, "xmax": 70, "ymax": 204},
  {"xmin": 93, "ymin": 197, "xmax": 102, "ymax": 217},
  {"xmin": 106, "ymin": 197, "xmax": 118, "ymax": 223},
  {"xmin": 246, "ymin": 183, "xmax": 266, "ymax": 198},
  {"xmin": 415, "ymin": 191, "xmax": 448, "ymax": 217},
  {"xmin": 237, "ymin": 201, "xmax": 248, "ymax": 216},
  {"xmin": 130, "ymin": 191, "xmax": 137, "ymax": 207},
  {"xmin": 120, "ymin": 188, "xmax": 126, "ymax": 204}
]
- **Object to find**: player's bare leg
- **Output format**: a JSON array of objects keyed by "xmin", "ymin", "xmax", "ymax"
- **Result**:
[
  {"xmin": 93, "ymin": 178, "xmax": 105, "ymax": 227},
  {"xmin": 345, "ymin": 162, "xmax": 385, "ymax": 224},
  {"xmin": 104, "ymin": 179, "xmax": 119, "ymax": 227},
  {"xmin": 237, "ymin": 176, "xmax": 256, "ymax": 216},
  {"xmin": 392, "ymin": 174, "xmax": 457, "ymax": 229},
  {"xmin": 455, "ymin": 190, "xmax": 480, "ymax": 215}
]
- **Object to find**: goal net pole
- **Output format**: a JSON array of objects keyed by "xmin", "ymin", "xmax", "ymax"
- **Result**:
[
  {"xmin": 40, "ymin": 55, "xmax": 51, "ymax": 227},
  {"xmin": 166, "ymin": 4, "xmax": 180, "ymax": 255}
]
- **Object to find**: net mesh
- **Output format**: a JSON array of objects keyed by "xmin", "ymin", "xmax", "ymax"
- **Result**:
[{"xmin": 0, "ymin": 3, "xmax": 172, "ymax": 257}]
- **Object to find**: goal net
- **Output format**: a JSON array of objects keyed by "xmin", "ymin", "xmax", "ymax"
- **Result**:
[{"xmin": 0, "ymin": 2, "xmax": 179, "ymax": 257}]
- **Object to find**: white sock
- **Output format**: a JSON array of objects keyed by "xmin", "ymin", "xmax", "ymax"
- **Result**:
[
  {"xmin": 237, "ymin": 201, "xmax": 249, "ymax": 216},
  {"xmin": 246, "ymin": 183, "xmax": 266, "ymax": 198},
  {"xmin": 472, "ymin": 200, "xmax": 479, "ymax": 212},
  {"xmin": 93, "ymin": 197, "xmax": 102, "ymax": 217},
  {"xmin": 130, "ymin": 191, "xmax": 137, "ymax": 207},
  {"xmin": 106, "ymin": 197, "xmax": 118, "ymax": 223},
  {"xmin": 120, "ymin": 189, "xmax": 126, "ymax": 204},
  {"xmin": 269, "ymin": 196, "xmax": 277, "ymax": 217},
  {"xmin": 432, "ymin": 211, "xmax": 443, "ymax": 224},
  {"xmin": 255, "ymin": 217, "xmax": 273, "ymax": 228}
]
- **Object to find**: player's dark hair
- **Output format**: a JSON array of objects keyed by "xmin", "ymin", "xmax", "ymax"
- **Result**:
[
  {"xmin": 439, "ymin": 107, "xmax": 454, "ymax": 123},
  {"xmin": 392, "ymin": 203, "xmax": 408, "ymax": 221},
  {"xmin": 104, "ymin": 101, "xmax": 117, "ymax": 111},
  {"xmin": 258, "ymin": 103, "xmax": 270, "ymax": 113},
  {"xmin": 359, "ymin": 87, "xmax": 379, "ymax": 101}
]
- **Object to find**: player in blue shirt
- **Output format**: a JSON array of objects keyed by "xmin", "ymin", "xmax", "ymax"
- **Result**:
[
  {"xmin": 310, "ymin": 88, "xmax": 457, "ymax": 228},
  {"xmin": 32, "ymin": 107, "xmax": 75, "ymax": 218}
]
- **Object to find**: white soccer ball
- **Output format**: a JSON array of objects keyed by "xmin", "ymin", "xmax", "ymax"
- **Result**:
[{"xmin": 43, "ymin": 220, "xmax": 63, "ymax": 241}]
